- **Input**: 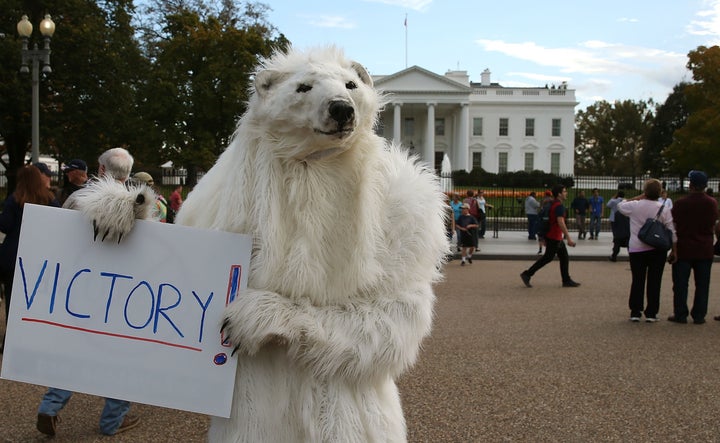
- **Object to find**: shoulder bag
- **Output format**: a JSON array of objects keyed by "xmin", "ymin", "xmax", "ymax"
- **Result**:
[{"xmin": 637, "ymin": 205, "xmax": 672, "ymax": 250}]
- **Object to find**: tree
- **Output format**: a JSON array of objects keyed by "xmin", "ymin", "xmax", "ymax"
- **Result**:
[
  {"xmin": 0, "ymin": 0, "xmax": 149, "ymax": 192},
  {"xmin": 664, "ymin": 46, "xmax": 720, "ymax": 175},
  {"xmin": 137, "ymin": 0, "xmax": 288, "ymax": 186},
  {"xmin": 575, "ymin": 99, "xmax": 654, "ymax": 181},
  {"xmin": 644, "ymin": 83, "xmax": 689, "ymax": 176}
]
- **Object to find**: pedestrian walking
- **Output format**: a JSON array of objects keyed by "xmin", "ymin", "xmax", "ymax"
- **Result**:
[{"xmin": 520, "ymin": 184, "xmax": 580, "ymax": 288}]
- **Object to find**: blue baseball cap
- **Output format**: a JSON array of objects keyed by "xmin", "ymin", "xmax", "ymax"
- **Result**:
[
  {"xmin": 33, "ymin": 162, "xmax": 52, "ymax": 177},
  {"xmin": 688, "ymin": 170, "xmax": 708, "ymax": 188},
  {"xmin": 62, "ymin": 159, "xmax": 88, "ymax": 173}
]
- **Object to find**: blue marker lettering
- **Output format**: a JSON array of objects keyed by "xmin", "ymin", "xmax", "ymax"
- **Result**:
[
  {"xmin": 154, "ymin": 283, "xmax": 183, "ymax": 337},
  {"xmin": 222, "ymin": 265, "xmax": 242, "ymax": 346},
  {"xmin": 66, "ymin": 268, "xmax": 91, "ymax": 319},
  {"xmin": 100, "ymin": 272, "xmax": 133, "ymax": 323},
  {"xmin": 124, "ymin": 281, "xmax": 154, "ymax": 330},
  {"xmin": 227, "ymin": 265, "xmax": 241, "ymax": 304},
  {"xmin": 49, "ymin": 262, "xmax": 60, "ymax": 314},
  {"xmin": 192, "ymin": 291, "xmax": 214, "ymax": 343},
  {"xmin": 19, "ymin": 257, "xmax": 47, "ymax": 310}
]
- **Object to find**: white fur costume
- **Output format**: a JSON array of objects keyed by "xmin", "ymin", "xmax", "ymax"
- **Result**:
[
  {"xmin": 85, "ymin": 47, "xmax": 448, "ymax": 442},
  {"xmin": 66, "ymin": 176, "xmax": 155, "ymax": 243}
]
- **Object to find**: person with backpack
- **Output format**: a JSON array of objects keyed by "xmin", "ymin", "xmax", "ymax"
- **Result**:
[
  {"xmin": 606, "ymin": 190, "xmax": 629, "ymax": 261},
  {"xmin": 520, "ymin": 184, "xmax": 580, "ymax": 288}
]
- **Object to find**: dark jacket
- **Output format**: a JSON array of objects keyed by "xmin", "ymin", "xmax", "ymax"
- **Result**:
[
  {"xmin": 611, "ymin": 212, "xmax": 631, "ymax": 247},
  {"xmin": 0, "ymin": 195, "xmax": 60, "ymax": 274}
]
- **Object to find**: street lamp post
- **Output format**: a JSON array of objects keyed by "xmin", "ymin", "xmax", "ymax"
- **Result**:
[{"xmin": 17, "ymin": 14, "xmax": 55, "ymax": 164}]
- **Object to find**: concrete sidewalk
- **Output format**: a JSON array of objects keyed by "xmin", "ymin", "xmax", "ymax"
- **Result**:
[{"xmin": 459, "ymin": 230, "xmax": 621, "ymax": 261}]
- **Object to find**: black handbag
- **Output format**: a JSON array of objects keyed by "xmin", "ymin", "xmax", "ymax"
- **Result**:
[{"xmin": 638, "ymin": 205, "xmax": 673, "ymax": 250}]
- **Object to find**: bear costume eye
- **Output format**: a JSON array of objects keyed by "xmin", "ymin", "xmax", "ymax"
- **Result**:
[
  {"xmin": 296, "ymin": 84, "xmax": 312, "ymax": 93},
  {"xmin": 345, "ymin": 81, "xmax": 357, "ymax": 90}
]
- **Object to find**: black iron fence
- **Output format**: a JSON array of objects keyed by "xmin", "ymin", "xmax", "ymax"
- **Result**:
[
  {"xmin": 441, "ymin": 173, "xmax": 720, "ymax": 234},
  {"xmin": 0, "ymin": 169, "xmax": 714, "ymax": 236}
]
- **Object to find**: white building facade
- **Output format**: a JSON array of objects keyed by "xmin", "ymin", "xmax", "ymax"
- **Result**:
[{"xmin": 373, "ymin": 67, "xmax": 577, "ymax": 174}]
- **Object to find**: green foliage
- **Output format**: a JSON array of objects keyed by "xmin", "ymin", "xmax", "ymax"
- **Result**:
[
  {"xmin": 575, "ymin": 99, "xmax": 654, "ymax": 176},
  {"xmin": 0, "ymin": 0, "xmax": 150, "ymax": 192},
  {"xmin": 665, "ymin": 46, "xmax": 720, "ymax": 175},
  {"xmin": 645, "ymin": 83, "xmax": 689, "ymax": 175},
  {"xmin": 137, "ymin": 0, "xmax": 288, "ymax": 186},
  {"xmin": 452, "ymin": 168, "xmax": 574, "ymax": 189},
  {"xmin": 0, "ymin": 0, "xmax": 287, "ymax": 191}
]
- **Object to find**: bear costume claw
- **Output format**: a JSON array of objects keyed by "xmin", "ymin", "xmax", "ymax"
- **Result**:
[{"xmin": 69, "ymin": 176, "xmax": 155, "ymax": 243}]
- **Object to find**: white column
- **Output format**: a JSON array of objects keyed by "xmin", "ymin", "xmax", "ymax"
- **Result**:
[
  {"xmin": 425, "ymin": 103, "xmax": 435, "ymax": 169},
  {"xmin": 393, "ymin": 103, "xmax": 402, "ymax": 145},
  {"xmin": 458, "ymin": 102, "xmax": 470, "ymax": 172}
]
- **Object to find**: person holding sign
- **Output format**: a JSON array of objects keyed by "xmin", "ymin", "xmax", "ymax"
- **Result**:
[
  {"xmin": 0, "ymin": 165, "xmax": 60, "ymax": 353},
  {"xmin": 35, "ymin": 148, "xmax": 149, "ymax": 437}
]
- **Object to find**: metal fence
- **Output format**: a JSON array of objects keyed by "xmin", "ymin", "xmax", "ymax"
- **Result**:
[
  {"xmin": 441, "ymin": 173, "xmax": 719, "ymax": 235},
  {"xmin": 0, "ymin": 168, "xmax": 713, "ymax": 237}
]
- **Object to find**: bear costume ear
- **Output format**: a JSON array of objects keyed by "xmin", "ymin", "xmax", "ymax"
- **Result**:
[
  {"xmin": 351, "ymin": 62, "xmax": 373, "ymax": 88},
  {"xmin": 254, "ymin": 69, "xmax": 282, "ymax": 98}
]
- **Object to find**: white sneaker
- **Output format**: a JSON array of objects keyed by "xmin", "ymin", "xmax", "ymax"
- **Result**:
[
  {"xmin": 645, "ymin": 317, "xmax": 660, "ymax": 323},
  {"xmin": 630, "ymin": 317, "xmax": 641, "ymax": 322}
]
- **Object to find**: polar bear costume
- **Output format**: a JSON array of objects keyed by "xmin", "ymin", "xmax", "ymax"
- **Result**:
[{"xmin": 82, "ymin": 46, "xmax": 448, "ymax": 442}]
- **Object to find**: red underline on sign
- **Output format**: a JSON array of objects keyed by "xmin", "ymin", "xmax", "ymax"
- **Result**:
[{"xmin": 22, "ymin": 317, "xmax": 202, "ymax": 352}]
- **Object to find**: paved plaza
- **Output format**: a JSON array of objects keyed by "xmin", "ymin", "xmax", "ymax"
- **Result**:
[{"xmin": 2, "ymin": 234, "xmax": 720, "ymax": 441}]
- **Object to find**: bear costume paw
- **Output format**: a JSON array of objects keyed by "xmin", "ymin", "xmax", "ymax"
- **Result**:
[
  {"xmin": 220, "ymin": 289, "xmax": 314, "ymax": 357},
  {"xmin": 68, "ymin": 176, "xmax": 156, "ymax": 243}
]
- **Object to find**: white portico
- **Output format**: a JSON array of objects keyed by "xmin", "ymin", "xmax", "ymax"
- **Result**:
[{"xmin": 373, "ymin": 67, "xmax": 577, "ymax": 174}]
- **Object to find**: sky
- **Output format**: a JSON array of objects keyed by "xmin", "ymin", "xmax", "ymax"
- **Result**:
[{"xmin": 263, "ymin": 0, "xmax": 720, "ymax": 110}]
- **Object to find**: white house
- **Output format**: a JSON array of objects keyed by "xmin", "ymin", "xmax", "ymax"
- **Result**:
[{"xmin": 373, "ymin": 67, "xmax": 577, "ymax": 174}]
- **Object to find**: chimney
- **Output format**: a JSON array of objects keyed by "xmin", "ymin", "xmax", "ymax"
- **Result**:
[{"xmin": 481, "ymin": 68, "xmax": 491, "ymax": 86}]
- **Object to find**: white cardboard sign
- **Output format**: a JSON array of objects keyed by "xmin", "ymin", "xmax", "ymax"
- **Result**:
[{"xmin": 0, "ymin": 204, "xmax": 251, "ymax": 418}]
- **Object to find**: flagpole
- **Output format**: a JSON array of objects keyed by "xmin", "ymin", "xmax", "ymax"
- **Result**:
[{"xmin": 404, "ymin": 14, "xmax": 408, "ymax": 68}]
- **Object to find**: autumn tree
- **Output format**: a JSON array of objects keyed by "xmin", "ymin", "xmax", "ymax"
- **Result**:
[
  {"xmin": 575, "ymin": 99, "xmax": 654, "ymax": 182},
  {"xmin": 137, "ymin": 0, "xmax": 288, "ymax": 186},
  {"xmin": 664, "ymin": 45, "xmax": 720, "ymax": 175}
]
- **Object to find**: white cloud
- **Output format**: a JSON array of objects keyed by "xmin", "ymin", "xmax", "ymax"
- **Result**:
[
  {"xmin": 305, "ymin": 15, "xmax": 356, "ymax": 29},
  {"xmin": 582, "ymin": 40, "xmax": 613, "ymax": 49},
  {"xmin": 475, "ymin": 39, "xmax": 623, "ymax": 74},
  {"xmin": 617, "ymin": 17, "xmax": 639, "ymax": 23},
  {"xmin": 506, "ymin": 71, "xmax": 571, "ymax": 83},
  {"xmin": 476, "ymin": 39, "xmax": 686, "ymax": 77},
  {"xmin": 363, "ymin": 0, "xmax": 432, "ymax": 12},
  {"xmin": 687, "ymin": 0, "xmax": 720, "ymax": 43},
  {"xmin": 475, "ymin": 39, "xmax": 689, "ymax": 109}
]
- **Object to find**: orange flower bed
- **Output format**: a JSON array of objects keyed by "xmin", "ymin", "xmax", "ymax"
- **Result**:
[{"xmin": 445, "ymin": 189, "xmax": 542, "ymax": 199}]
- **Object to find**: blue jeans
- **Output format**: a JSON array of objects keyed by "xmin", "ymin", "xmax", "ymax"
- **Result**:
[
  {"xmin": 589, "ymin": 214, "xmax": 602, "ymax": 237},
  {"xmin": 527, "ymin": 214, "xmax": 539, "ymax": 239},
  {"xmin": 672, "ymin": 258, "xmax": 713, "ymax": 322},
  {"xmin": 38, "ymin": 387, "xmax": 130, "ymax": 435}
]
